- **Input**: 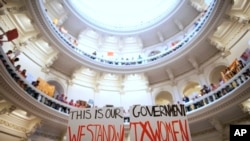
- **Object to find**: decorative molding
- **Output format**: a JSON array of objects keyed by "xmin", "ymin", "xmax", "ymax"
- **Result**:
[
  {"xmin": 45, "ymin": 51, "xmax": 59, "ymax": 68},
  {"xmin": 0, "ymin": 119, "xmax": 27, "ymax": 133},
  {"xmin": 191, "ymin": 128, "xmax": 215, "ymax": 137},
  {"xmin": 0, "ymin": 105, "xmax": 16, "ymax": 115},
  {"xmin": 1, "ymin": 59, "xmax": 250, "ymax": 132},
  {"xmin": 0, "ymin": 102, "xmax": 16, "ymax": 115},
  {"xmin": 0, "ymin": 64, "xmax": 68, "ymax": 127},
  {"xmin": 0, "ymin": 0, "xmax": 249, "ymax": 139},
  {"xmin": 25, "ymin": 0, "xmax": 227, "ymax": 74},
  {"xmin": 41, "ymin": 66, "xmax": 50, "ymax": 73},
  {"xmin": 192, "ymin": 115, "xmax": 250, "ymax": 138},
  {"xmin": 33, "ymin": 131, "xmax": 62, "ymax": 140},
  {"xmin": 25, "ymin": 118, "xmax": 41, "ymax": 137},
  {"xmin": 209, "ymin": 117, "xmax": 226, "ymax": 139},
  {"xmin": 189, "ymin": 0, "xmax": 209, "ymax": 12}
]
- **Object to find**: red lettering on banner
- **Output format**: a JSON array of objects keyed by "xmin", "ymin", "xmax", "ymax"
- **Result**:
[
  {"xmin": 130, "ymin": 122, "xmax": 140, "ymax": 141},
  {"xmin": 179, "ymin": 120, "xmax": 189, "ymax": 141},
  {"xmin": 96, "ymin": 124, "xmax": 102, "ymax": 141},
  {"xmin": 165, "ymin": 121, "xmax": 175, "ymax": 141},
  {"xmin": 68, "ymin": 124, "xmax": 124, "ymax": 141},
  {"xmin": 87, "ymin": 125, "xmax": 95, "ymax": 141},
  {"xmin": 68, "ymin": 125, "xmax": 85, "ymax": 141},
  {"xmin": 130, "ymin": 119, "xmax": 190, "ymax": 141},
  {"xmin": 140, "ymin": 121, "xmax": 154, "ymax": 141},
  {"xmin": 172, "ymin": 120, "xmax": 179, "ymax": 141},
  {"xmin": 110, "ymin": 124, "xmax": 124, "ymax": 141}
]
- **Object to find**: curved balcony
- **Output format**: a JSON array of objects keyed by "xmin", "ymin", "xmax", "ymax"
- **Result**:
[
  {"xmin": 36, "ymin": 0, "xmax": 216, "ymax": 66},
  {"xmin": 25, "ymin": 0, "xmax": 225, "ymax": 74},
  {"xmin": 1, "ymin": 45, "xmax": 250, "ymax": 130}
]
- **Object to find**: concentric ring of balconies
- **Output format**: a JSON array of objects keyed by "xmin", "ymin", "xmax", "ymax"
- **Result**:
[
  {"xmin": 41, "ymin": 0, "xmax": 216, "ymax": 66},
  {"xmin": 25, "ymin": 0, "xmax": 226, "ymax": 74},
  {"xmin": 1, "ymin": 46, "xmax": 250, "ymax": 126}
]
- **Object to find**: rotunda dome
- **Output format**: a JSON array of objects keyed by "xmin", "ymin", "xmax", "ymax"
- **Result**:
[{"xmin": 66, "ymin": 0, "xmax": 182, "ymax": 34}]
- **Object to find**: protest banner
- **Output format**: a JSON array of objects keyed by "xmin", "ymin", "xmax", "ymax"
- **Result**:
[
  {"xmin": 67, "ymin": 107, "xmax": 125, "ymax": 141},
  {"xmin": 129, "ymin": 104, "xmax": 192, "ymax": 141}
]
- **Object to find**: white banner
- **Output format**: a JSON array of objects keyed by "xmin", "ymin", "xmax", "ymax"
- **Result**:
[
  {"xmin": 129, "ymin": 104, "xmax": 192, "ymax": 141},
  {"xmin": 67, "ymin": 107, "xmax": 124, "ymax": 141}
]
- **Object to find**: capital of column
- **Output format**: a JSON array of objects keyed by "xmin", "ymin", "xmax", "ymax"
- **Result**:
[
  {"xmin": 67, "ymin": 79, "xmax": 73, "ymax": 86},
  {"xmin": 189, "ymin": 0, "xmax": 208, "ymax": 12},
  {"xmin": 0, "ymin": 104, "xmax": 16, "ymax": 115},
  {"xmin": 45, "ymin": 51, "xmax": 59, "ymax": 68},
  {"xmin": 41, "ymin": 66, "xmax": 50, "ymax": 73},
  {"xmin": 26, "ymin": 118, "xmax": 41, "ymax": 137}
]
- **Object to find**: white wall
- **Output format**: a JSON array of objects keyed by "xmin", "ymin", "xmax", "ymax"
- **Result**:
[
  {"xmin": 2, "ymin": 43, "xmax": 46, "ymax": 84},
  {"xmin": 227, "ymin": 31, "xmax": 250, "ymax": 62},
  {"xmin": 18, "ymin": 53, "xmax": 46, "ymax": 81},
  {"xmin": 66, "ymin": 84, "xmax": 94, "ymax": 104},
  {"xmin": 121, "ymin": 91, "xmax": 152, "ymax": 111},
  {"xmin": 94, "ymin": 90, "xmax": 121, "ymax": 108}
]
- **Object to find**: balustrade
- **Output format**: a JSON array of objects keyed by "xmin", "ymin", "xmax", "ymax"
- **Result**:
[
  {"xmin": 39, "ymin": 0, "xmax": 217, "ymax": 67},
  {"xmin": 1, "ymin": 44, "xmax": 250, "ymax": 122}
]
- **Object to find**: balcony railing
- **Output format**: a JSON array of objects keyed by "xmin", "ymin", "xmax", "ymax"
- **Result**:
[
  {"xmin": 38, "ymin": 0, "xmax": 217, "ymax": 67},
  {"xmin": 184, "ymin": 64, "xmax": 250, "ymax": 113},
  {"xmin": 0, "ymin": 45, "xmax": 250, "ymax": 122}
]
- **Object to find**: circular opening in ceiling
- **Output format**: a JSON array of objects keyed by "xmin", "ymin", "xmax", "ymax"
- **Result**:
[{"xmin": 68, "ymin": 0, "xmax": 181, "ymax": 34}]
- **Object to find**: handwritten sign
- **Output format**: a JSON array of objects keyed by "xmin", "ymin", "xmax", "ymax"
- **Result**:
[
  {"xmin": 67, "ymin": 107, "xmax": 124, "ymax": 141},
  {"xmin": 129, "ymin": 104, "xmax": 192, "ymax": 141}
]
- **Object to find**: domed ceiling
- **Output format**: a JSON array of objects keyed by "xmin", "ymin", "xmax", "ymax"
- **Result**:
[
  {"xmin": 66, "ymin": 0, "xmax": 181, "ymax": 34},
  {"xmin": 20, "ymin": 0, "xmax": 229, "ymax": 84}
]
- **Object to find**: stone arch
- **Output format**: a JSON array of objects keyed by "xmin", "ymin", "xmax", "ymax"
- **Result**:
[
  {"xmin": 205, "ymin": 61, "xmax": 228, "ymax": 83},
  {"xmin": 47, "ymin": 80, "xmax": 64, "ymax": 98},
  {"xmin": 155, "ymin": 91, "xmax": 173, "ymax": 105},
  {"xmin": 209, "ymin": 65, "xmax": 227, "ymax": 86},
  {"xmin": 182, "ymin": 81, "xmax": 200, "ymax": 98}
]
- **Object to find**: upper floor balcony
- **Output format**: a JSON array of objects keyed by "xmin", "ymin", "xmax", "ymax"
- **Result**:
[{"xmin": 1, "ymin": 44, "xmax": 250, "ymax": 140}]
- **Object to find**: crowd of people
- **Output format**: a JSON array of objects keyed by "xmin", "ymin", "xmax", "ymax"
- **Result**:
[
  {"xmin": 56, "ymin": 93, "xmax": 89, "ymax": 108},
  {"xmin": 0, "ymin": 49, "xmax": 73, "ymax": 113},
  {"xmin": 50, "ymin": 5, "xmax": 214, "ymax": 67},
  {"xmin": 4, "ymin": 49, "xmax": 91, "ymax": 108},
  {"xmin": 3, "ymin": 49, "xmax": 42, "ymax": 88},
  {"xmin": 182, "ymin": 58, "xmax": 250, "ymax": 111},
  {"xmin": 2, "ymin": 43, "xmax": 250, "ymax": 114},
  {"xmin": 1, "ymin": 48, "xmax": 98, "ymax": 114}
]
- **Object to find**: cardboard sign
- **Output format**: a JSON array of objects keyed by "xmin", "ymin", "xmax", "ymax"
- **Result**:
[
  {"xmin": 67, "ymin": 107, "xmax": 124, "ymax": 141},
  {"xmin": 129, "ymin": 104, "xmax": 192, "ymax": 141}
]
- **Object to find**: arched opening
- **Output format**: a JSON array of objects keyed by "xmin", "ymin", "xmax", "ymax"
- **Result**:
[
  {"xmin": 209, "ymin": 65, "xmax": 227, "ymax": 86},
  {"xmin": 182, "ymin": 81, "xmax": 200, "ymax": 98},
  {"xmin": 47, "ymin": 80, "xmax": 64, "ymax": 98},
  {"xmin": 155, "ymin": 91, "xmax": 173, "ymax": 105}
]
